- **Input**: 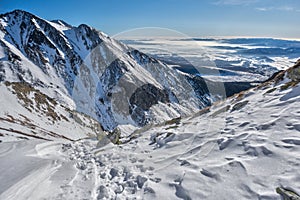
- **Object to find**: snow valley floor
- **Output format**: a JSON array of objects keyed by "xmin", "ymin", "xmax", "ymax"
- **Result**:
[{"xmin": 1, "ymin": 62, "xmax": 300, "ymax": 199}]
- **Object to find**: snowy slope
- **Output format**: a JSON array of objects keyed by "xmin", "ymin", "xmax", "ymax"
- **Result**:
[
  {"xmin": 1, "ymin": 61, "xmax": 299, "ymax": 199},
  {"xmin": 0, "ymin": 10, "xmax": 214, "ymax": 133},
  {"xmin": 0, "ymin": 81, "xmax": 103, "ymax": 142}
]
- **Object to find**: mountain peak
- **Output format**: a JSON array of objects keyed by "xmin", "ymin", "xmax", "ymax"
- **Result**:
[{"xmin": 0, "ymin": 9, "xmax": 36, "ymax": 19}]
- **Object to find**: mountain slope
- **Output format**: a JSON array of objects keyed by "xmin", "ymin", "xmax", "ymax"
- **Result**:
[
  {"xmin": 0, "ymin": 81, "xmax": 103, "ymax": 142},
  {"xmin": 0, "ymin": 10, "xmax": 214, "ymax": 134}
]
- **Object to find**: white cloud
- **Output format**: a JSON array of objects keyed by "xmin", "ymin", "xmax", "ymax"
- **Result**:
[
  {"xmin": 256, "ymin": 6, "xmax": 298, "ymax": 12},
  {"xmin": 279, "ymin": 6, "xmax": 294, "ymax": 11},
  {"xmin": 214, "ymin": 0, "xmax": 300, "ymax": 13},
  {"xmin": 256, "ymin": 7, "xmax": 268, "ymax": 11},
  {"xmin": 214, "ymin": 0, "xmax": 258, "ymax": 5}
]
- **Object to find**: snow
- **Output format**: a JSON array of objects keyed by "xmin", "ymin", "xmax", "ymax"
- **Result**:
[
  {"xmin": 0, "ymin": 11, "xmax": 299, "ymax": 200},
  {"xmin": 64, "ymin": 28, "xmax": 90, "ymax": 60},
  {"xmin": 0, "ymin": 84, "xmax": 99, "ymax": 142},
  {"xmin": 100, "ymin": 45, "xmax": 107, "ymax": 60},
  {"xmin": 0, "ymin": 35, "xmax": 52, "ymax": 84},
  {"xmin": 31, "ymin": 18, "xmax": 41, "ymax": 30},
  {"xmin": 0, "ymin": 140, "xmax": 54, "ymax": 199},
  {"xmin": 1, "ymin": 65, "xmax": 300, "ymax": 199},
  {"xmin": 47, "ymin": 21, "xmax": 71, "ymax": 32},
  {"xmin": 0, "ymin": 45, "xmax": 5, "ymax": 59}
]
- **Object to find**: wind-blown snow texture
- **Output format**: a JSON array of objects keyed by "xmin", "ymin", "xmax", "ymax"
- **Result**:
[{"xmin": 1, "ymin": 60, "xmax": 300, "ymax": 200}]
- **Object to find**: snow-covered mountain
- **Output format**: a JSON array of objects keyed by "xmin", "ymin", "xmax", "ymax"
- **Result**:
[
  {"xmin": 1, "ymin": 9, "xmax": 300, "ymax": 200},
  {"xmin": 0, "ymin": 10, "xmax": 216, "ymax": 134},
  {"xmin": 1, "ymin": 58, "xmax": 299, "ymax": 199}
]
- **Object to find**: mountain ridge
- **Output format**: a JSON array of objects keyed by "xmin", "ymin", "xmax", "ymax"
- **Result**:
[{"xmin": 0, "ymin": 9, "xmax": 213, "ymax": 133}]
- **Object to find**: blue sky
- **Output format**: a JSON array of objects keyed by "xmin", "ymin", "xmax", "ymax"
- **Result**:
[{"xmin": 1, "ymin": 0, "xmax": 299, "ymax": 38}]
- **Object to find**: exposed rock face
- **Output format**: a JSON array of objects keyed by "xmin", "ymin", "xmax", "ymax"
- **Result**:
[
  {"xmin": 287, "ymin": 60, "xmax": 300, "ymax": 81},
  {"xmin": 185, "ymin": 75, "xmax": 212, "ymax": 107},
  {"xmin": 129, "ymin": 83, "xmax": 171, "ymax": 126}
]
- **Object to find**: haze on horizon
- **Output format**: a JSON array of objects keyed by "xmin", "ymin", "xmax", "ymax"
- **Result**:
[{"xmin": 0, "ymin": 0, "xmax": 299, "ymax": 39}]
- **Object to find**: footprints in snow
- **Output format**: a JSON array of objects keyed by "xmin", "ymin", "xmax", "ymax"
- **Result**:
[
  {"xmin": 169, "ymin": 173, "xmax": 192, "ymax": 200},
  {"xmin": 285, "ymin": 123, "xmax": 300, "ymax": 132},
  {"xmin": 60, "ymin": 142, "xmax": 99, "ymax": 199},
  {"xmin": 200, "ymin": 168, "xmax": 220, "ymax": 181},
  {"xmin": 95, "ymin": 152, "xmax": 157, "ymax": 199},
  {"xmin": 62, "ymin": 140, "xmax": 160, "ymax": 199},
  {"xmin": 149, "ymin": 132, "xmax": 176, "ymax": 148},
  {"xmin": 281, "ymin": 138, "xmax": 300, "ymax": 146}
]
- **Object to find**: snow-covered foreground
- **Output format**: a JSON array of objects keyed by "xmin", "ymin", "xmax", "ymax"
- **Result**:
[{"xmin": 1, "ymin": 63, "xmax": 300, "ymax": 200}]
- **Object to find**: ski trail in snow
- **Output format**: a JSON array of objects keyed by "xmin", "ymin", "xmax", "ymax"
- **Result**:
[
  {"xmin": 91, "ymin": 158, "xmax": 101, "ymax": 200},
  {"xmin": 0, "ymin": 142, "xmax": 17, "ymax": 157},
  {"xmin": 53, "ymin": 141, "xmax": 99, "ymax": 200},
  {"xmin": 0, "ymin": 140, "xmax": 102, "ymax": 200},
  {"xmin": 0, "ymin": 159, "xmax": 61, "ymax": 200}
]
